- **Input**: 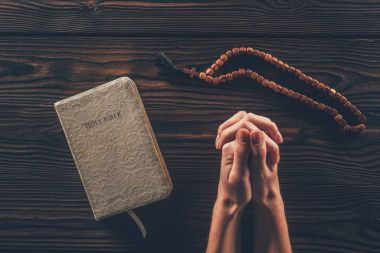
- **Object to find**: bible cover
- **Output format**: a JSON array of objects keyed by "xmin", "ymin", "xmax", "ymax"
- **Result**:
[{"xmin": 54, "ymin": 77, "xmax": 172, "ymax": 220}]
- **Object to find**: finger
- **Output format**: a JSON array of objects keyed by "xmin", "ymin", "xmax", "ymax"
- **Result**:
[
  {"xmin": 229, "ymin": 128, "xmax": 250, "ymax": 180},
  {"xmin": 216, "ymin": 111, "xmax": 246, "ymax": 148},
  {"xmin": 250, "ymin": 130, "xmax": 268, "ymax": 176},
  {"xmin": 220, "ymin": 141, "xmax": 235, "ymax": 184},
  {"xmin": 246, "ymin": 113, "xmax": 283, "ymax": 144},
  {"xmin": 218, "ymin": 120, "xmax": 280, "ymax": 164}
]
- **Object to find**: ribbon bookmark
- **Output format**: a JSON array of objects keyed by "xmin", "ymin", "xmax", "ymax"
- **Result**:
[{"xmin": 127, "ymin": 210, "xmax": 147, "ymax": 238}]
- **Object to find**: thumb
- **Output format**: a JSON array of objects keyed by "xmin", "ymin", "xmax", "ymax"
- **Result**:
[
  {"xmin": 229, "ymin": 128, "xmax": 250, "ymax": 180},
  {"xmin": 250, "ymin": 130, "xmax": 267, "ymax": 176}
]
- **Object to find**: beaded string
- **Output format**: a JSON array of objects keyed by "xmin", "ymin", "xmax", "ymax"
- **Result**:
[{"xmin": 154, "ymin": 47, "xmax": 367, "ymax": 134}]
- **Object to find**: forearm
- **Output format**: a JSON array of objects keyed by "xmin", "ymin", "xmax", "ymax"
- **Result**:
[
  {"xmin": 254, "ymin": 197, "xmax": 292, "ymax": 253},
  {"xmin": 206, "ymin": 199, "xmax": 243, "ymax": 253}
]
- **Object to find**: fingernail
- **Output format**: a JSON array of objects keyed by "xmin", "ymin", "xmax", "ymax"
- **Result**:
[
  {"xmin": 237, "ymin": 129, "xmax": 249, "ymax": 143},
  {"xmin": 251, "ymin": 131, "xmax": 263, "ymax": 144},
  {"xmin": 276, "ymin": 132, "xmax": 283, "ymax": 143},
  {"xmin": 216, "ymin": 135, "xmax": 220, "ymax": 149}
]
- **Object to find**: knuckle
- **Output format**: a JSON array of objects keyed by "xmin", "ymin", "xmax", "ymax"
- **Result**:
[
  {"xmin": 217, "ymin": 125, "xmax": 224, "ymax": 134},
  {"xmin": 273, "ymin": 142, "xmax": 279, "ymax": 153},
  {"xmin": 219, "ymin": 131, "xmax": 228, "ymax": 143},
  {"xmin": 224, "ymin": 155, "xmax": 234, "ymax": 166},
  {"xmin": 234, "ymin": 144, "xmax": 246, "ymax": 156},
  {"xmin": 229, "ymin": 174, "xmax": 243, "ymax": 185},
  {"xmin": 269, "ymin": 121, "xmax": 278, "ymax": 130},
  {"xmin": 242, "ymin": 114, "xmax": 250, "ymax": 123},
  {"xmin": 247, "ymin": 112, "xmax": 256, "ymax": 118},
  {"xmin": 241, "ymin": 120, "xmax": 250, "ymax": 129},
  {"xmin": 253, "ymin": 145, "xmax": 266, "ymax": 157},
  {"xmin": 222, "ymin": 142, "xmax": 233, "ymax": 155}
]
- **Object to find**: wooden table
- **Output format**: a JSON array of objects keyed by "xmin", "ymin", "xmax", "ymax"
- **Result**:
[{"xmin": 0, "ymin": 1, "xmax": 379, "ymax": 252}]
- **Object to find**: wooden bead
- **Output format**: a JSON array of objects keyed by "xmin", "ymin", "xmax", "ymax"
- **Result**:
[
  {"xmin": 238, "ymin": 68, "xmax": 246, "ymax": 76},
  {"xmin": 251, "ymin": 72, "xmax": 259, "ymax": 80},
  {"xmin": 246, "ymin": 69, "xmax": 253, "ymax": 76},
  {"xmin": 300, "ymin": 95, "xmax": 307, "ymax": 103},
  {"xmin": 274, "ymin": 85, "xmax": 282, "ymax": 92},
  {"xmin": 270, "ymin": 57, "xmax": 278, "ymax": 64},
  {"xmin": 257, "ymin": 76, "xmax": 264, "ymax": 83},
  {"xmin": 334, "ymin": 92, "xmax": 342, "ymax": 99},
  {"xmin": 199, "ymin": 72, "xmax": 206, "ymax": 80},
  {"xmin": 288, "ymin": 66, "xmax": 295, "ymax": 73},
  {"xmin": 253, "ymin": 50, "xmax": 260, "ymax": 56},
  {"xmin": 276, "ymin": 60, "xmax": 284, "ymax": 67},
  {"xmin": 247, "ymin": 47, "xmax": 254, "ymax": 54},
  {"xmin": 220, "ymin": 54, "xmax": 228, "ymax": 62},
  {"xmin": 311, "ymin": 101, "xmax": 319, "ymax": 109},
  {"xmin": 329, "ymin": 88, "xmax": 337, "ymax": 96},
  {"xmin": 311, "ymin": 80, "xmax": 319, "ymax": 87},
  {"xmin": 358, "ymin": 124, "xmax": 366, "ymax": 133},
  {"xmin": 359, "ymin": 114, "xmax": 367, "ymax": 123},
  {"xmin": 350, "ymin": 126, "xmax": 359, "ymax": 134},
  {"xmin": 211, "ymin": 63, "xmax": 218, "ymax": 71},
  {"xmin": 305, "ymin": 97, "xmax": 313, "ymax": 104},
  {"xmin": 264, "ymin": 54, "xmax": 272, "ymax": 61},
  {"xmin": 306, "ymin": 76, "xmax": 313, "ymax": 84},
  {"xmin": 205, "ymin": 75, "xmax": 213, "ymax": 83},
  {"xmin": 338, "ymin": 118, "xmax": 347, "ymax": 127},
  {"xmin": 334, "ymin": 114, "xmax": 343, "ymax": 122},
  {"xmin": 293, "ymin": 92, "xmax": 301, "ymax": 100},
  {"xmin": 219, "ymin": 75, "xmax": 226, "ymax": 83},
  {"xmin": 205, "ymin": 68, "xmax": 214, "ymax": 75},
  {"xmin": 281, "ymin": 87, "xmax": 289, "ymax": 95},
  {"xmin": 324, "ymin": 106, "xmax": 332, "ymax": 113},
  {"xmin": 232, "ymin": 71, "xmax": 239, "ymax": 78},
  {"xmin": 343, "ymin": 125, "xmax": 350, "ymax": 132},
  {"xmin": 226, "ymin": 50, "xmax": 233, "ymax": 57},
  {"xmin": 317, "ymin": 82, "xmax": 325, "ymax": 90},
  {"xmin": 212, "ymin": 78, "xmax": 220, "ymax": 85},
  {"xmin": 226, "ymin": 73, "xmax": 233, "ymax": 80},
  {"xmin": 258, "ymin": 51, "xmax": 265, "ymax": 58},
  {"xmin": 262, "ymin": 79, "xmax": 270, "ymax": 87},
  {"xmin": 299, "ymin": 74, "xmax": 307, "ymax": 81},
  {"xmin": 354, "ymin": 110, "xmax": 362, "ymax": 117},
  {"xmin": 288, "ymin": 90, "xmax": 295, "ymax": 98},
  {"xmin": 232, "ymin": 48, "xmax": 240, "ymax": 55},
  {"xmin": 323, "ymin": 86, "xmax": 330, "ymax": 93},
  {"xmin": 343, "ymin": 101, "xmax": 352, "ymax": 109},
  {"xmin": 216, "ymin": 59, "xmax": 224, "ymax": 66},
  {"xmin": 330, "ymin": 108, "xmax": 338, "ymax": 116},
  {"xmin": 349, "ymin": 105, "xmax": 358, "ymax": 113},
  {"xmin": 295, "ymin": 69, "xmax": 302, "ymax": 77},
  {"xmin": 339, "ymin": 96, "xmax": 348, "ymax": 104},
  {"xmin": 269, "ymin": 81, "xmax": 276, "ymax": 89},
  {"xmin": 318, "ymin": 104, "xmax": 326, "ymax": 111},
  {"xmin": 239, "ymin": 47, "xmax": 247, "ymax": 53}
]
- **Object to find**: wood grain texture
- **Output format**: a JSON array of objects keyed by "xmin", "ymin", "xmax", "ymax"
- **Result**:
[
  {"xmin": 0, "ymin": 1, "xmax": 380, "ymax": 36},
  {"xmin": 0, "ymin": 37, "xmax": 379, "ymax": 252}
]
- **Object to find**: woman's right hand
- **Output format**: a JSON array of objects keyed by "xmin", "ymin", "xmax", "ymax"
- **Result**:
[{"xmin": 250, "ymin": 129, "xmax": 292, "ymax": 253}]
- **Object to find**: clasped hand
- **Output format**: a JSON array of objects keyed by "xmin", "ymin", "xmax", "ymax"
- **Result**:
[
  {"xmin": 215, "ymin": 111, "xmax": 283, "ymax": 214},
  {"xmin": 206, "ymin": 111, "xmax": 291, "ymax": 253}
]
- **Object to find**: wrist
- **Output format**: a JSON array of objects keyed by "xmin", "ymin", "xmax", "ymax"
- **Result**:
[
  {"xmin": 253, "ymin": 179, "xmax": 284, "ymax": 211},
  {"xmin": 213, "ymin": 197, "xmax": 245, "ymax": 220},
  {"xmin": 254, "ymin": 196, "xmax": 285, "ymax": 216}
]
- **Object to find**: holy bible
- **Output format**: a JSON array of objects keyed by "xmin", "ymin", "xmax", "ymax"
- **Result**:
[{"xmin": 54, "ymin": 77, "xmax": 173, "ymax": 221}]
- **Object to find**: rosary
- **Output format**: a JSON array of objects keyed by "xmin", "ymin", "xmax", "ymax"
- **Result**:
[{"xmin": 155, "ymin": 47, "xmax": 367, "ymax": 134}]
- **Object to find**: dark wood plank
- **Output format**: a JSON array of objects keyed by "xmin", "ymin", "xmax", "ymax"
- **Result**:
[
  {"xmin": 1, "ymin": 1, "xmax": 380, "ymax": 36},
  {"xmin": 0, "ymin": 37, "xmax": 379, "ymax": 252}
]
